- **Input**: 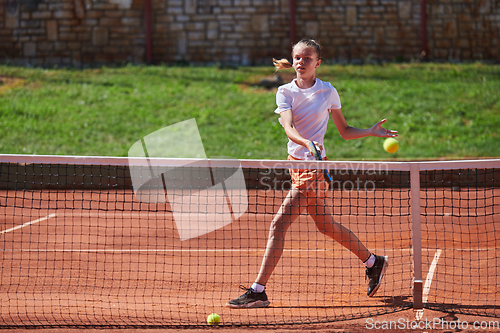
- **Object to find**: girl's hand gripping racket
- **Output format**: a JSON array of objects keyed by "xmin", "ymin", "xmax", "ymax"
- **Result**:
[{"xmin": 307, "ymin": 141, "xmax": 333, "ymax": 182}]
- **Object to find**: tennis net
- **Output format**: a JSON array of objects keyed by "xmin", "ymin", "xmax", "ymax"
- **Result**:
[
  {"xmin": 417, "ymin": 162, "xmax": 500, "ymax": 317},
  {"xmin": 0, "ymin": 154, "xmax": 498, "ymax": 327}
]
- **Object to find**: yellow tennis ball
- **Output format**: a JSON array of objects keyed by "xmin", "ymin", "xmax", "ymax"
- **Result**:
[
  {"xmin": 207, "ymin": 313, "xmax": 220, "ymax": 325},
  {"xmin": 383, "ymin": 138, "xmax": 399, "ymax": 153}
]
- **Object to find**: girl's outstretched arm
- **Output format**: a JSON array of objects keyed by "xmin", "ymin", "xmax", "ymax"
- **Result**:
[{"xmin": 330, "ymin": 108, "xmax": 398, "ymax": 140}]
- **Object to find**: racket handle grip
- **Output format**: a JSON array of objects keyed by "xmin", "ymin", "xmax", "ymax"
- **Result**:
[
  {"xmin": 308, "ymin": 141, "xmax": 322, "ymax": 161},
  {"xmin": 308, "ymin": 141, "xmax": 333, "ymax": 182}
]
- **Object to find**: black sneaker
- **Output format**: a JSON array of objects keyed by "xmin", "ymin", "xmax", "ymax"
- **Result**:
[
  {"xmin": 366, "ymin": 255, "xmax": 388, "ymax": 297},
  {"xmin": 227, "ymin": 285, "xmax": 270, "ymax": 309}
]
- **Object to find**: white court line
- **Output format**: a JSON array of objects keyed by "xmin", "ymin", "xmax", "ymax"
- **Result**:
[
  {"xmin": 0, "ymin": 213, "xmax": 56, "ymax": 235},
  {"xmin": 0, "ymin": 248, "xmax": 322, "ymax": 253},
  {"xmin": 0, "ymin": 248, "xmax": 440, "ymax": 253},
  {"xmin": 14, "ymin": 210, "xmax": 411, "ymax": 218},
  {"xmin": 415, "ymin": 249, "xmax": 442, "ymax": 321},
  {"xmin": 423, "ymin": 249, "xmax": 442, "ymax": 304},
  {"xmin": 6, "ymin": 210, "xmax": 468, "ymax": 219}
]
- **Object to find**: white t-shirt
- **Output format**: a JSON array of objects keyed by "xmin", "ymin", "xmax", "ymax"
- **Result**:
[{"xmin": 274, "ymin": 78, "xmax": 341, "ymax": 160}]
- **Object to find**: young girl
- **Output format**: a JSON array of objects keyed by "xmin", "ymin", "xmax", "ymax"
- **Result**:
[{"xmin": 228, "ymin": 39, "xmax": 398, "ymax": 309}]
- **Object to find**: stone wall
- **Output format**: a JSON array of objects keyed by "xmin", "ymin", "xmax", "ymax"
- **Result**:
[
  {"xmin": 0, "ymin": 0, "xmax": 498, "ymax": 66},
  {"xmin": 1, "ymin": 0, "xmax": 146, "ymax": 66},
  {"xmin": 427, "ymin": 0, "xmax": 499, "ymax": 61}
]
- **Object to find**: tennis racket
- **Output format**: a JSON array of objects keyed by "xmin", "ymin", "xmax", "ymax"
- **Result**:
[{"xmin": 308, "ymin": 141, "xmax": 333, "ymax": 182}]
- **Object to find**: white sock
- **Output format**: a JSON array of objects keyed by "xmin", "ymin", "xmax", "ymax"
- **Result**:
[
  {"xmin": 251, "ymin": 282, "xmax": 265, "ymax": 293},
  {"xmin": 363, "ymin": 253, "xmax": 376, "ymax": 268}
]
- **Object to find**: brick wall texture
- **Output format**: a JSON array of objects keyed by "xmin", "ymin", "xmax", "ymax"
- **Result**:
[{"xmin": 1, "ymin": 0, "xmax": 498, "ymax": 66}]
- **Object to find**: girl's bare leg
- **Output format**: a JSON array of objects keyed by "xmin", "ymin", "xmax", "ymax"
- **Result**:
[
  {"xmin": 307, "ymin": 197, "xmax": 388, "ymax": 297},
  {"xmin": 307, "ymin": 197, "xmax": 371, "ymax": 262},
  {"xmin": 254, "ymin": 188, "xmax": 309, "ymax": 286}
]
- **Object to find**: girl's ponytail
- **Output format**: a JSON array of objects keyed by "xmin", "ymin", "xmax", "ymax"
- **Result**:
[{"xmin": 273, "ymin": 58, "xmax": 293, "ymax": 71}]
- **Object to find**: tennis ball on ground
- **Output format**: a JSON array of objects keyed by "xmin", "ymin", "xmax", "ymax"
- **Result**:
[
  {"xmin": 207, "ymin": 313, "xmax": 220, "ymax": 325},
  {"xmin": 383, "ymin": 138, "xmax": 399, "ymax": 153}
]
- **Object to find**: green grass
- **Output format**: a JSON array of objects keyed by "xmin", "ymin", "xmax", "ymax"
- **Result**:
[{"xmin": 1, "ymin": 63, "xmax": 499, "ymax": 160}]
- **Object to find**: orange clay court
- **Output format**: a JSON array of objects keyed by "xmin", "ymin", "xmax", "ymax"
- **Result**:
[{"xmin": 0, "ymin": 157, "xmax": 499, "ymax": 328}]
